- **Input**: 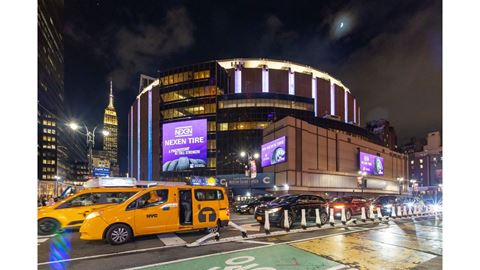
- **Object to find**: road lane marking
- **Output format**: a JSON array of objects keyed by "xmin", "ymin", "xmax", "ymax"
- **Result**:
[
  {"xmin": 157, "ymin": 234, "xmax": 187, "ymax": 246},
  {"xmin": 234, "ymin": 239, "xmax": 274, "ymax": 245}
]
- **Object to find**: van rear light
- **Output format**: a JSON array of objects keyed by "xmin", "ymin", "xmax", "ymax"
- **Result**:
[{"xmin": 226, "ymin": 208, "xmax": 230, "ymax": 216}]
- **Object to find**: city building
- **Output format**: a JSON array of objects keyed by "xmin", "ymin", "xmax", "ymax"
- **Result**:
[
  {"xmin": 365, "ymin": 119, "xmax": 398, "ymax": 150},
  {"xmin": 38, "ymin": 0, "xmax": 64, "ymax": 195},
  {"xmin": 128, "ymin": 58, "xmax": 408, "ymax": 195},
  {"xmin": 103, "ymin": 81, "xmax": 119, "ymax": 176},
  {"xmin": 263, "ymin": 116, "xmax": 407, "ymax": 195},
  {"xmin": 407, "ymin": 131, "xmax": 442, "ymax": 191}
]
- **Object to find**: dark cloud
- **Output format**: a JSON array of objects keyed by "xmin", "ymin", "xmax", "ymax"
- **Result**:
[
  {"xmin": 337, "ymin": 1, "xmax": 442, "ymax": 143},
  {"xmin": 109, "ymin": 7, "xmax": 195, "ymax": 89}
]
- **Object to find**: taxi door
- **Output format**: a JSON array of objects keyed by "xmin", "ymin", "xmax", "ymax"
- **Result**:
[
  {"xmin": 133, "ymin": 187, "xmax": 177, "ymax": 235},
  {"xmin": 54, "ymin": 192, "xmax": 98, "ymax": 227},
  {"xmin": 192, "ymin": 188, "xmax": 219, "ymax": 229}
]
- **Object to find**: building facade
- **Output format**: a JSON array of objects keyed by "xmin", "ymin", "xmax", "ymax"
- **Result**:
[
  {"xmin": 103, "ymin": 81, "xmax": 119, "ymax": 176},
  {"xmin": 366, "ymin": 119, "xmax": 398, "ymax": 151},
  {"xmin": 407, "ymin": 131, "xmax": 442, "ymax": 189},
  {"xmin": 129, "ymin": 59, "xmax": 362, "ymax": 182},
  {"xmin": 263, "ymin": 116, "xmax": 407, "ymax": 196}
]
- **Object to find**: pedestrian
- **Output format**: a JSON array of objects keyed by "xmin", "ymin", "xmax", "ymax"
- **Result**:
[
  {"xmin": 181, "ymin": 191, "xmax": 192, "ymax": 224},
  {"xmin": 47, "ymin": 196, "xmax": 55, "ymax": 206}
]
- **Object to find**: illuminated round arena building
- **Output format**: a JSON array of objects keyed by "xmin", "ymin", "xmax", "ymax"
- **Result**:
[{"xmin": 128, "ymin": 58, "xmax": 408, "ymax": 196}]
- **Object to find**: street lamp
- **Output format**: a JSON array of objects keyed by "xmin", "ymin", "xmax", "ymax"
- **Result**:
[
  {"xmin": 238, "ymin": 151, "xmax": 260, "ymax": 196},
  {"xmin": 397, "ymin": 177, "xmax": 404, "ymax": 195},
  {"xmin": 68, "ymin": 121, "xmax": 109, "ymax": 175}
]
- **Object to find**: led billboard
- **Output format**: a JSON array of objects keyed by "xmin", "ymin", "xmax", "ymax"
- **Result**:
[
  {"xmin": 359, "ymin": 152, "xmax": 384, "ymax": 176},
  {"xmin": 261, "ymin": 136, "xmax": 287, "ymax": 167},
  {"xmin": 162, "ymin": 119, "xmax": 207, "ymax": 172}
]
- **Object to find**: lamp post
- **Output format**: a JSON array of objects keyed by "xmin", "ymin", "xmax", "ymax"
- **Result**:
[
  {"xmin": 357, "ymin": 171, "xmax": 367, "ymax": 195},
  {"xmin": 68, "ymin": 121, "xmax": 109, "ymax": 175},
  {"xmin": 397, "ymin": 177, "xmax": 404, "ymax": 195},
  {"xmin": 239, "ymin": 151, "xmax": 260, "ymax": 197}
]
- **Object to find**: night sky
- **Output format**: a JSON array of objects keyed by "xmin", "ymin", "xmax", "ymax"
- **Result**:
[{"xmin": 64, "ymin": 0, "xmax": 442, "ymax": 175}]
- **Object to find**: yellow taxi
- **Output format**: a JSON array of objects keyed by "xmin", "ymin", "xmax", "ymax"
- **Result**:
[
  {"xmin": 38, "ymin": 181, "xmax": 141, "ymax": 235},
  {"xmin": 79, "ymin": 184, "xmax": 230, "ymax": 245}
]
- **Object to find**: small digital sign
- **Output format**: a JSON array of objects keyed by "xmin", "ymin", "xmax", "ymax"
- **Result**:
[
  {"xmin": 93, "ymin": 167, "xmax": 110, "ymax": 177},
  {"xmin": 261, "ymin": 136, "xmax": 287, "ymax": 167},
  {"xmin": 359, "ymin": 152, "xmax": 384, "ymax": 176},
  {"xmin": 162, "ymin": 119, "xmax": 207, "ymax": 172}
]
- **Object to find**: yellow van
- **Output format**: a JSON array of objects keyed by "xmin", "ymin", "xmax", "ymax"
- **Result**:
[
  {"xmin": 38, "ymin": 187, "xmax": 141, "ymax": 235},
  {"xmin": 79, "ymin": 185, "xmax": 230, "ymax": 245}
]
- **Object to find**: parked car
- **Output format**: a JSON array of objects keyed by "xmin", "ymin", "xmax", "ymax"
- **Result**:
[
  {"xmin": 398, "ymin": 196, "xmax": 427, "ymax": 213},
  {"xmin": 371, "ymin": 195, "xmax": 399, "ymax": 216},
  {"xmin": 329, "ymin": 196, "xmax": 371, "ymax": 220},
  {"xmin": 254, "ymin": 194, "xmax": 329, "ymax": 228},
  {"xmin": 234, "ymin": 196, "xmax": 276, "ymax": 214}
]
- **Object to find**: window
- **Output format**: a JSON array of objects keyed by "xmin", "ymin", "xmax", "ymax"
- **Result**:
[
  {"xmin": 420, "ymin": 159, "xmax": 423, "ymax": 163},
  {"xmin": 420, "ymin": 165, "xmax": 423, "ymax": 169},
  {"xmin": 58, "ymin": 193, "xmax": 94, "ymax": 208},
  {"xmin": 135, "ymin": 189, "xmax": 168, "ymax": 208},
  {"xmin": 195, "ymin": 189, "xmax": 223, "ymax": 201},
  {"xmin": 91, "ymin": 192, "xmax": 138, "ymax": 204},
  {"xmin": 298, "ymin": 195, "xmax": 309, "ymax": 204}
]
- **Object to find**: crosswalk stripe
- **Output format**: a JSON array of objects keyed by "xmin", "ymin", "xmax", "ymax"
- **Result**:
[{"xmin": 157, "ymin": 234, "xmax": 187, "ymax": 246}]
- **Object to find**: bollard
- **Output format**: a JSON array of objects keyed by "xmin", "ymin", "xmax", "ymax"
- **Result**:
[
  {"xmin": 369, "ymin": 205, "xmax": 375, "ymax": 221},
  {"xmin": 264, "ymin": 210, "xmax": 271, "ymax": 235},
  {"xmin": 391, "ymin": 205, "xmax": 397, "ymax": 219},
  {"xmin": 301, "ymin": 209, "xmax": 307, "ymax": 230},
  {"xmin": 413, "ymin": 205, "xmax": 418, "ymax": 217},
  {"xmin": 397, "ymin": 206, "xmax": 402, "ymax": 218},
  {"xmin": 361, "ymin": 207, "xmax": 367, "ymax": 222},
  {"xmin": 403, "ymin": 206, "xmax": 408, "ymax": 217},
  {"xmin": 315, "ymin": 209, "xmax": 322, "ymax": 228},
  {"xmin": 341, "ymin": 208, "xmax": 347, "ymax": 225},
  {"xmin": 408, "ymin": 206, "xmax": 413, "ymax": 217},
  {"xmin": 283, "ymin": 210, "xmax": 290, "ymax": 232},
  {"xmin": 377, "ymin": 207, "xmax": 383, "ymax": 222},
  {"xmin": 329, "ymin": 208, "xmax": 335, "ymax": 227}
]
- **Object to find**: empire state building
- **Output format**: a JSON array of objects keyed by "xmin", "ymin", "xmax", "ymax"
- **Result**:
[{"xmin": 103, "ymin": 81, "xmax": 119, "ymax": 175}]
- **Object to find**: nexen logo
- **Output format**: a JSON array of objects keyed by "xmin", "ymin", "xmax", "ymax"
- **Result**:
[{"xmin": 174, "ymin": 126, "xmax": 193, "ymax": 137}]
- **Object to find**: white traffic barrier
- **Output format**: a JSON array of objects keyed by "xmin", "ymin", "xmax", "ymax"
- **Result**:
[
  {"xmin": 315, "ymin": 209, "xmax": 322, "ymax": 227},
  {"xmin": 397, "ymin": 206, "xmax": 402, "ymax": 217},
  {"xmin": 283, "ymin": 210, "xmax": 290, "ymax": 232},
  {"xmin": 264, "ymin": 210, "xmax": 271, "ymax": 235},
  {"xmin": 369, "ymin": 205, "xmax": 375, "ymax": 221},
  {"xmin": 301, "ymin": 209, "xmax": 307, "ymax": 230},
  {"xmin": 377, "ymin": 207, "xmax": 383, "ymax": 221},
  {"xmin": 329, "ymin": 208, "xmax": 335, "ymax": 227},
  {"xmin": 403, "ymin": 206, "xmax": 408, "ymax": 217},
  {"xmin": 408, "ymin": 206, "xmax": 413, "ymax": 217},
  {"xmin": 413, "ymin": 205, "xmax": 418, "ymax": 216},
  {"xmin": 228, "ymin": 221, "xmax": 248, "ymax": 238},
  {"xmin": 361, "ymin": 207, "xmax": 367, "ymax": 222},
  {"xmin": 341, "ymin": 208, "xmax": 347, "ymax": 225},
  {"xmin": 391, "ymin": 206, "xmax": 397, "ymax": 218},
  {"xmin": 186, "ymin": 232, "xmax": 220, "ymax": 247}
]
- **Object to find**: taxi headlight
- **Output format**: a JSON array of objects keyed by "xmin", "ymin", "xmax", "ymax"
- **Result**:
[{"xmin": 86, "ymin": 211, "xmax": 101, "ymax": 220}]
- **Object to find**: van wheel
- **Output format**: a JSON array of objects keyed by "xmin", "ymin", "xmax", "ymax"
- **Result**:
[
  {"xmin": 106, "ymin": 224, "xmax": 132, "ymax": 245},
  {"xmin": 38, "ymin": 218, "xmax": 59, "ymax": 235}
]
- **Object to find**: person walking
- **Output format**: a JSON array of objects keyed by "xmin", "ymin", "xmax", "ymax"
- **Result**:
[{"xmin": 181, "ymin": 191, "xmax": 192, "ymax": 224}]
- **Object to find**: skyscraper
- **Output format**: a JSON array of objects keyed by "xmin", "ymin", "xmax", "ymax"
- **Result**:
[{"xmin": 103, "ymin": 81, "xmax": 119, "ymax": 176}]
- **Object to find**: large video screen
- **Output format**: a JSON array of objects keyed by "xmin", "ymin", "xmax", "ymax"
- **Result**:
[
  {"xmin": 261, "ymin": 136, "xmax": 287, "ymax": 167},
  {"xmin": 359, "ymin": 152, "xmax": 384, "ymax": 176},
  {"xmin": 162, "ymin": 119, "xmax": 207, "ymax": 172}
]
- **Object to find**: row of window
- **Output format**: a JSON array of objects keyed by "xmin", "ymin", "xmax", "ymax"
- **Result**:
[
  {"xmin": 218, "ymin": 99, "xmax": 313, "ymax": 111},
  {"xmin": 42, "ymin": 135, "xmax": 56, "ymax": 142},
  {"xmin": 42, "ymin": 174, "xmax": 56, "ymax": 180},
  {"xmin": 42, "ymin": 144, "xmax": 56, "ymax": 149},
  {"xmin": 42, "ymin": 167, "xmax": 55, "ymax": 173},
  {"xmin": 161, "ymin": 103, "xmax": 216, "ymax": 120},
  {"xmin": 208, "ymin": 158, "xmax": 216, "ymax": 168},
  {"xmin": 161, "ymin": 86, "xmax": 219, "ymax": 103},
  {"xmin": 42, "ymin": 159, "xmax": 56, "ymax": 165},
  {"xmin": 43, "ymin": 128, "xmax": 56, "ymax": 134},
  {"xmin": 160, "ymin": 70, "xmax": 211, "ymax": 86},
  {"xmin": 42, "ymin": 120, "xmax": 56, "ymax": 126},
  {"xmin": 218, "ymin": 121, "xmax": 271, "ymax": 131},
  {"xmin": 208, "ymin": 140, "xmax": 216, "ymax": 150}
]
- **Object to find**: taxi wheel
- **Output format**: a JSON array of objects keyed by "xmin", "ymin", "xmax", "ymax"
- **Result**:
[
  {"xmin": 106, "ymin": 224, "xmax": 132, "ymax": 245},
  {"xmin": 38, "ymin": 218, "xmax": 59, "ymax": 235}
]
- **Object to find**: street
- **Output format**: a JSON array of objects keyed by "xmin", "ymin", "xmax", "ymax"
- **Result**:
[{"xmin": 38, "ymin": 212, "xmax": 442, "ymax": 270}]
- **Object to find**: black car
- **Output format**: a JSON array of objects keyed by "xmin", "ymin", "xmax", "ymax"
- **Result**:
[
  {"xmin": 234, "ymin": 196, "xmax": 276, "ymax": 214},
  {"xmin": 254, "ymin": 194, "xmax": 329, "ymax": 228}
]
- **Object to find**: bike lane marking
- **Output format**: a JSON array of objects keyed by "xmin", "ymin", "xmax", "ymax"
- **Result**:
[{"xmin": 137, "ymin": 244, "xmax": 345, "ymax": 270}]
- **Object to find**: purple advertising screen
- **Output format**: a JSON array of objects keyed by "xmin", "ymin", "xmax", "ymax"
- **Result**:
[
  {"xmin": 359, "ymin": 152, "xmax": 384, "ymax": 176},
  {"xmin": 162, "ymin": 119, "xmax": 207, "ymax": 172},
  {"xmin": 261, "ymin": 136, "xmax": 287, "ymax": 167}
]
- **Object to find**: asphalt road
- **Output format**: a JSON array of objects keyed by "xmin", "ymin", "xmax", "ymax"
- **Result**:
[{"xmin": 38, "ymin": 212, "xmax": 442, "ymax": 270}]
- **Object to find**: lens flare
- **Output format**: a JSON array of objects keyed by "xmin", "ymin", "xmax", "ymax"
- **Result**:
[{"xmin": 48, "ymin": 230, "xmax": 72, "ymax": 269}]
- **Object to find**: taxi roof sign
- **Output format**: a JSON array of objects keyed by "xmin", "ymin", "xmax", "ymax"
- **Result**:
[{"xmin": 85, "ymin": 177, "xmax": 137, "ymax": 188}]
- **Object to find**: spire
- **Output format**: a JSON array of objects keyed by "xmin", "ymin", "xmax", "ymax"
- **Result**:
[{"xmin": 108, "ymin": 80, "xmax": 114, "ymax": 108}]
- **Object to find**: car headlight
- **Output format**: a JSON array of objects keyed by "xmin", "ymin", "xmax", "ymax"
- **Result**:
[
  {"xmin": 240, "ymin": 205, "xmax": 248, "ymax": 208},
  {"xmin": 268, "ymin": 207, "xmax": 281, "ymax": 213},
  {"xmin": 384, "ymin": 204, "xmax": 392, "ymax": 208},
  {"xmin": 86, "ymin": 211, "xmax": 101, "ymax": 220}
]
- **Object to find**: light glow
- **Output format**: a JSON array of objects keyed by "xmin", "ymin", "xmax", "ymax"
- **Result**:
[
  {"xmin": 330, "ymin": 81, "xmax": 335, "ymax": 115},
  {"xmin": 312, "ymin": 77, "xmax": 317, "ymax": 117},
  {"xmin": 288, "ymin": 70, "xmax": 295, "ymax": 95},
  {"xmin": 148, "ymin": 90, "xmax": 152, "ymax": 180},
  {"xmin": 344, "ymin": 90, "xmax": 348, "ymax": 123},
  {"xmin": 68, "ymin": 122, "xmax": 79, "ymax": 130},
  {"xmin": 137, "ymin": 98, "xmax": 140, "ymax": 179},
  {"xmin": 262, "ymin": 67, "xmax": 269, "ymax": 93},
  {"xmin": 235, "ymin": 65, "xmax": 242, "ymax": 93}
]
